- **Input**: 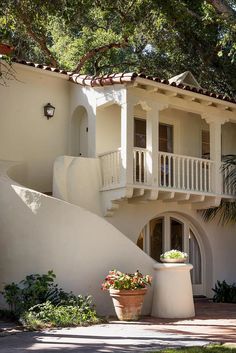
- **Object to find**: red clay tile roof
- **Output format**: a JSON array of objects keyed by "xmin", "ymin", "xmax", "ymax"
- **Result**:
[
  {"xmin": 12, "ymin": 58, "xmax": 71, "ymax": 75},
  {"xmin": 71, "ymin": 72, "xmax": 135, "ymax": 86},
  {"xmin": 71, "ymin": 72, "xmax": 236, "ymax": 105},
  {"xmin": 8, "ymin": 59, "xmax": 236, "ymax": 105}
]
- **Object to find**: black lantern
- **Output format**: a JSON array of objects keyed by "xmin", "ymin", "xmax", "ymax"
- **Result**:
[{"xmin": 44, "ymin": 103, "xmax": 55, "ymax": 119}]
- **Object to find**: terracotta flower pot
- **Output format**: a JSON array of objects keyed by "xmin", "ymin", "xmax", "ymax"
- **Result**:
[{"xmin": 109, "ymin": 288, "xmax": 147, "ymax": 321}]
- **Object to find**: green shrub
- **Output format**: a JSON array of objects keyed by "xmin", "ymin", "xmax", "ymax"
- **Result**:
[
  {"xmin": 2, "ymin": 270, "xmax": 60, "ymax": 315},
  {"xmin": 212, "ymin": 280, "xmax": 236, "ymax": 303},
  {"xmin": 1, "ymin": 271, "xmax": 100, "ymax": 329},
  {"xmin": 22, "ymin": 298, "xmax": 99, "ymax": 330}
]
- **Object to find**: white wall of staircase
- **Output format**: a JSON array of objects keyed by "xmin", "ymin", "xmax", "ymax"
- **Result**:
[{"xmin": 0, "ymin": 161, "xmax": 155, "ymax": 315}]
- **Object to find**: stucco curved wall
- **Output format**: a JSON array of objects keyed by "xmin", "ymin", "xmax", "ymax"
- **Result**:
[
  {"xmin": 53, "ymin": 156, "xmax": 103, "ymax": 215},
  {"xmin": 108, "ymin": 199, "xmax": 236, "ymax": 297},
  {"xmin": 0, "ymin": 161, "xmax": 155, "ymax": 315}
]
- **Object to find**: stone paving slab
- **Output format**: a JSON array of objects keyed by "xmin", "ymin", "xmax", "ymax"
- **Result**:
[
  {"xmin": 0, "ymin": 320, "xmax": 23, "ymax": 337},
  {"xmin": 0, "ymin": 301, "xmax": 235, "ymax": 353},
  {"xmin": 0, "ymin": 322, "xmax": 211, "ymax": 353}
]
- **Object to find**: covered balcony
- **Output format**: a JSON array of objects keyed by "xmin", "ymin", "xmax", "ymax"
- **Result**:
[{"xmin": 96, "ymin": 86, "xmax": 236, "ymax": 214}]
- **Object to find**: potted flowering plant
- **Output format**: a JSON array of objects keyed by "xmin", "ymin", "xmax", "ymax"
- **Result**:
[
  {"xmin": 102, "ymin": 269, "xmax": 152, "ymax": 321},
  {"xmin": 160, "ymin": 249, "xmax": 188, "ymax": 263}
]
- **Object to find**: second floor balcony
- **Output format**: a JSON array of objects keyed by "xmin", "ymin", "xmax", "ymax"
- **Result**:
[
  {"xmin": 99, "ymin": 148, "xmax": 234, "ymax": 199},
  {"xmin": 96, "ymin": 87, "xmax": 236, "ymax": 208}
]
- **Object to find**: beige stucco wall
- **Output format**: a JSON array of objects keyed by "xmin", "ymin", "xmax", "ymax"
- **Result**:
[
  {"xmin": 53, "ymin": 156, "xmax": 103, "ymax": 216},
  {"xmin": 0, "ymin": 162, "xmax": 155, "ymax": 315},
  {"xmin": 222, "ymin": 122, "xmax": 236, "ymax": 155},
  {"xmin": 0, "ymin": 63, "xmax": 70, "ymax": 192},
  {"xmin": 96, "ymin": 104, "xmax": 121, "ymax": 154}
]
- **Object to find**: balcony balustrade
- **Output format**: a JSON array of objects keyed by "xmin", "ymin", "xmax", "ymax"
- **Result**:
[
  {"xmin": 99, "ymin": 148, "xmax": 234, "ymax": 197},
  {"xmin": 157, "ymin": 152, "xmax": 213, "ymax": 193}
]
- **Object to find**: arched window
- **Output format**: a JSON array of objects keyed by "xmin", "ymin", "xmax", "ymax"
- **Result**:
[{"xmin": 137, "ymin": 214, "xmax": 205, "ymax": 295}]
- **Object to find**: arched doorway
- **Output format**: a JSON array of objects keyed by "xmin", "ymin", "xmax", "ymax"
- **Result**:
[
  {"xmin": 71, "ymin": 106, "xmax": 88, "ymax": 157},
  {"xmin": 137, "ymin": 213, "xmax": 205, "ymax": 296}
]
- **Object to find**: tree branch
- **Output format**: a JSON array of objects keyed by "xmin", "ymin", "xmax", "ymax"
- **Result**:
[
  {"xmin": 73, "ymin": 40, "xmax": 129, "ymax": 74},
  {"xmin": 15, "ymin": 7, "xmax": 59, "ymax": 67},
  {"xmin": 95, "ymin": 60, "xmax": 138, "ymax": 75},
  {"xmin": 206, "ymin": 0, "xmax": 236, "ymax": 18},
  {"xmin": 185, "ymin": 8, "xmax": 202, "ymax": 20}
]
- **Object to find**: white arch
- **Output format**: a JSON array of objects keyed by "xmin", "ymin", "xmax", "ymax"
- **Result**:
[
  {"xmin": 137, "ymin": 211, "xmax": 211, "ymax": 296},
  {"xmin": 70, "ymin": 105, "xmax": 88, "ymax": 157}
]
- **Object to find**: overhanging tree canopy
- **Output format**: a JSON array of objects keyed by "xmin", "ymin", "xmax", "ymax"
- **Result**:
[{"xmin": 0, "ymin": 0, "xmax": 236, "ymax": 96}]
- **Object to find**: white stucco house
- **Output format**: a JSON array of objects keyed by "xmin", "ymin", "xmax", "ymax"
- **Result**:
[{"xmin": 0, "ymin": 58, "xmax": 236, "ymax": 315}]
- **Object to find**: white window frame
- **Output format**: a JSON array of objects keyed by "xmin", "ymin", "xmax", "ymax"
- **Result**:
[{"xmin": 139, "ymin": 212, "xmax": 206, "ymax": 296}]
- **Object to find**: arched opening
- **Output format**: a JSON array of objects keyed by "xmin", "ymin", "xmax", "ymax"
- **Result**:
[
  {"xmin": 71, "ymin": 106, "xmax": 88, "ymax": 157},
  {"xmin": 137, "ymin": 213, "xmax": 205, "ymax": 296}
]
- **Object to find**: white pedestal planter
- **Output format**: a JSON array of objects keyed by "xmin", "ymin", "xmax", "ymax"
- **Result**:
[{"xmin": 151, "ymin": 262, "xmax": 195, "ymax": 319}]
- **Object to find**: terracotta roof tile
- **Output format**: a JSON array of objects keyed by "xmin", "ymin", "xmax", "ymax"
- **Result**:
[
  {"xmin": 6, "ymin": 59, "xmax": 236, "ymax": 106},
  {"xmin": 70, "ymin": 72, "xmax": 236, "ymax": 105},
  {"xmin": 71, "ymin": 72, "xmax": 136, "ymax": 87},
  {"xmin": 11, "ymin": 58, "xmax": 70, "ymax": 75}
]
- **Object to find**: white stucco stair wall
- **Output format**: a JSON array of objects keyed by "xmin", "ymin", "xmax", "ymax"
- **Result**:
[{"xmin": 0, "ymin": 161, "xmax": 155, "ymax": 315}]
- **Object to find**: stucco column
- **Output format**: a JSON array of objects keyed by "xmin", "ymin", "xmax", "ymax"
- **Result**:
[
  {"xmin": 147, "ymin": 103, "xmax": 168, "ymax": 187},
  {"xmin": 152, "ymin": 263, "xmax": 195, "ymax": 318},
  {"xmin": 120, "ymin": 94, "xmax": 135, "ymax": 186},
  {"xmin": 203, "ymin": 115, "xmax": 224, "ymax": 194},
  {"xmin": 210, "ymin": 120, "xmax": 224, "ymax": 194}
]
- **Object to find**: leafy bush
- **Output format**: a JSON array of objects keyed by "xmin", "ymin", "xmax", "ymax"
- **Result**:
[
  {"xmin": 2, "ymin": 270, "xmax": 59, "ymax": 315},
  {"xmin": 212, "ymin": 280, "xmax": 236, "ymax": 303},
  {"xmin": 1, "ymin": 271, "xmax": 100, "ymax": 329},
  {"xmin": 22, "ymin": 297, "xmax": 99, "ymax": 330}
]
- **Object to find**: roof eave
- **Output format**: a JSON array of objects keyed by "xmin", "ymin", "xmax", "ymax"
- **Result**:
[{"xmin": 134, "ymin": 76, "xmax": 236, "ymax": 109}]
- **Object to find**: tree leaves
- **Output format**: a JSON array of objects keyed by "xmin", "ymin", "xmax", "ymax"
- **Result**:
[{"xmin": 1, "ymin": 0, "xmax": 236, "ymax": 95}]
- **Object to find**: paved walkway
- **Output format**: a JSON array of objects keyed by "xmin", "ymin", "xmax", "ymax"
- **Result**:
[{"xmin": 0, "ymin": 301, "xmax": 235, "ymax": 353}]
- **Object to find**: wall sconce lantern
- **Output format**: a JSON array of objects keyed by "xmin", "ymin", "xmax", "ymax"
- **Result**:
[{"xmin": 44, "ymin": 103, "xmax": 55, "ymax": 119}]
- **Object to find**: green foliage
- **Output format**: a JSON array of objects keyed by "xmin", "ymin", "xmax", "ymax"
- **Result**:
[
  {"xmin": 212, "ymin": 280, "xmax": 236, "ymax": 303},
  {"xmin": 1, "ymin": 270, "xmax": 62, "ymax": 315},
  {"xmin": 1, "ymin": 1, "xmax": 236, "ymax": 95},
  {"xmin": 1, "ymin": 270, "xmax": 100, "ymax": 329},
  {"xmin": 160, "ymin": 250, "xmax": 188, "ymax": 259},
  {"xmin": 202, "ymin": 155, "xmax": 236, "ymax": 225},
  {"xmin": 22, "ymin": 297, "xmax": 99, "ymax": 330},
  {"xmin": 151, "ymin": 344, "xmax": 236, "ymax": 353}
]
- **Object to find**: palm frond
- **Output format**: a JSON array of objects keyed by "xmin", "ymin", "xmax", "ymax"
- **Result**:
[
  {"xmin": 202, "ymin": 200, "xmax": 236, "ymax": 225},
  {"xmin": 222, "ymin": 155, "xmax": 236, "ymax": 191},
  {"xmin": 202, "ymin": 155, "xmax": 236, "ymax": 225}
]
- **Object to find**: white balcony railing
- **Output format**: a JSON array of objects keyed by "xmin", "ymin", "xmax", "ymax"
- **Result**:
[
  {"xmin": 99, "ymin": 149, "xmax": 121, "ymax": 189},
  {"xmin": 133, "ymin": 148, "xmax": 149, "ymax": 184},
  {"xmin": 99, "ymin": 148, "xmax": 235, "ymax": 197},
  {"xmin": 158, "ymin": 152, "xmax": 213, "ymax": 193}
]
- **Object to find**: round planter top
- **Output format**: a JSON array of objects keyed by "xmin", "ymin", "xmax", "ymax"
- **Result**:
[
  {"xmin": 160, "ymin": 258, "xmax": 187, "ymax": 263},
  {"xmin": 109, "ymin": 288, "xmax": 147, "ymax": 296}
]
